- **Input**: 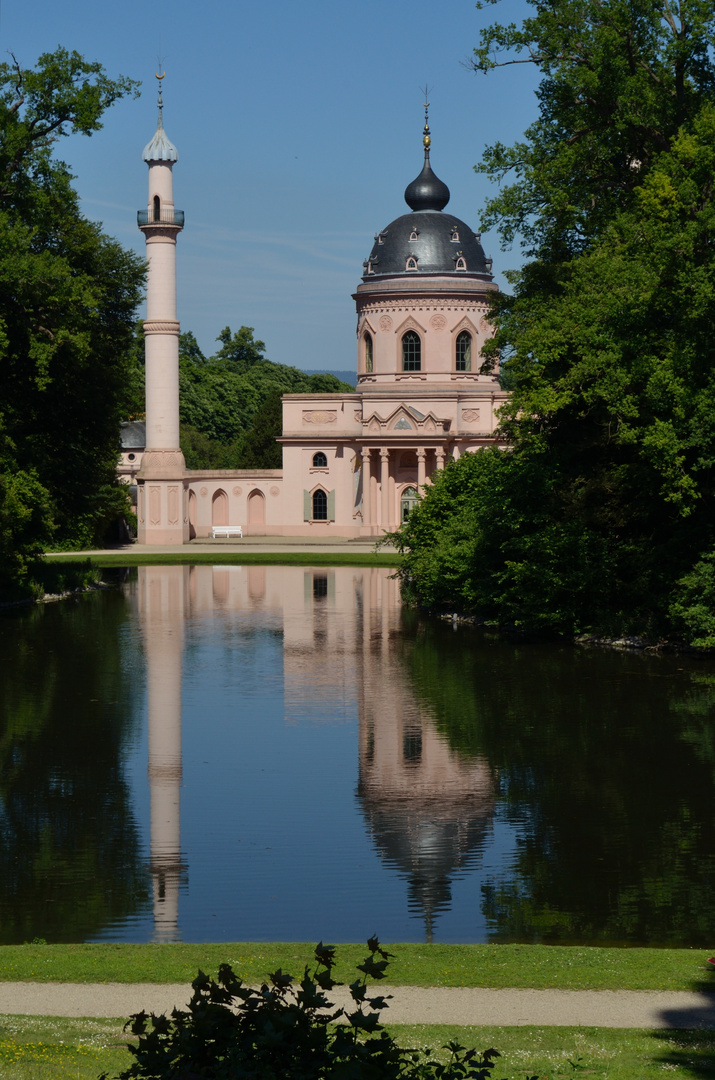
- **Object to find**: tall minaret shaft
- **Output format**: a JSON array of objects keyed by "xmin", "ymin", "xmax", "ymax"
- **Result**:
[{"xmin": 136, "ymin": 74, "xmax": 188, "ymax": 544}]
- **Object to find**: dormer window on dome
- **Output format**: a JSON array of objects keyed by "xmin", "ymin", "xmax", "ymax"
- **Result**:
[
  {"xmin": 455, "ymin": 255, "xmax": 467, "ymax": 271},
  {"xmin": 406, "ymin": 256, "xmax": 418, "ymax": 271},
  {"xmin": 409, "ymin": 227, "xmax": 419, "ymax": 241},
  {"xmin": 450, "ymin": 227, "xmax": 460, "ymax": 242}
]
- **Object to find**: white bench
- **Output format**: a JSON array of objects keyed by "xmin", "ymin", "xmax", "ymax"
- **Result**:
[{"xmin": 212, "ymin": 525, "xmax": 243, "ymax": 539}]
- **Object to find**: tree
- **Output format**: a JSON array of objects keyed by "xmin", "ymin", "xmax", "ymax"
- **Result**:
[
  {"xmin": 213, "ymin": 324, "xmax": 266, "ymax": 373},
  {"xmin": 236, "ymin": 389, "xmax": 283, "ymax": 468},
  {"xmin": 393, "ymin": 1, "xmax": 715, "ymax": 640},
  {"xmin": 471, "ymin": 0, "xmax": 715, "ymax": 257},
  {"xmin": 176, "ymin": 327, "xmax": 353, "ymax": 468},
  {"xmin": 0, "ymin": 48, "xmax": 144, "ymax": 580}
]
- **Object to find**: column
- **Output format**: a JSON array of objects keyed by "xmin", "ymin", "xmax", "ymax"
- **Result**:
[
  {"xmin": 435, "ymin": 447, "xmax": 446, "ymax": 471},
  {"xmin": 380, "ymin": 448, "xmax": 390, "ymax": 529},
  {"xmin": 417, "ymin": 448, "xmax": 426, "ymax": 490},
  {"xmin": 361, "ymin": 448, "xmax": 372, "ymax": 527}
]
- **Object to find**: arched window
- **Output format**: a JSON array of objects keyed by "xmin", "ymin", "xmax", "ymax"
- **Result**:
[
  {"xmin": 455, "ymin": 256, "xmax": 467, "ymax": 271},
  {"xmin": 401, "ymin": 486, "xmax": 419, "ymax": 522},
  {"xmin": 312, "ymin": 452, "xmax": 328, "ymax": 468},
  {"xmin": 402, "ymin": 331, "xmax": 421, "ymax": 372},
  {"xmin": 456, "ymin": 331, "xmax": 472, "ymax": 372},
  {"xmin": 312, "ymin": 489, "xmax": 328, "ymax": 520},
  {"xmin": 153, "ymin": 195, "xmax": 161, "ymax": 222},
  {"xmin": 364, "ymin": 332, "xmax": 373, "ymax": 373},
  {"xmin": 406, "ymin": 256, "xmax": 418, "ymax": 271}
]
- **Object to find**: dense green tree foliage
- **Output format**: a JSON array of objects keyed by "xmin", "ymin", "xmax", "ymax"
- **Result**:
[
  {"xmin": 396, "ymin": 0, "xmax": 715, "ymax": 641},
  {"xmin": 0, "ymin": 49, "xmax": 144, "ymax": 592},
  {"xmin": 174, "ymin": 328, "xmax": 352, "ymax": 468}
]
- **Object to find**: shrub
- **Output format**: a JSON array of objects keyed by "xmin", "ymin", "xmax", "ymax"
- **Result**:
[{"xmin": 102, "ymin": 937, "xmax": 500, "ymax": 1080}]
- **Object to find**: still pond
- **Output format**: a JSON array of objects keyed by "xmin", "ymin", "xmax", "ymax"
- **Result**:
[{"xmin": 1, "ymin": 563, "xmax": 715, "ymax": 947}]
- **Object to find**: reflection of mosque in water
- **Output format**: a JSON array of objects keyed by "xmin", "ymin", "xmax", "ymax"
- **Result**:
[{"xmin": 136, "ymin": 564, "xmax": 494, "ymax": 942}]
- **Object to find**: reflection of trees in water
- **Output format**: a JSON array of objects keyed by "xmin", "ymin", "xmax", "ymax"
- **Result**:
[
  {"xmin": 401, "ymin": 616, "xmax": 715, "ymax": 946},
  {"xmin": 0, "ymin": 589, "xmax": 147, "ymax": 943}
]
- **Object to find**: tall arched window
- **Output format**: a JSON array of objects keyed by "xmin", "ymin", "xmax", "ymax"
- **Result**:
[
  {"xmin": 153, "ymin": 195, "xmax": 161, "ymax": 222},
  {"xmin": 401, "ymin": 486, "xmax": 419, "ymax": 522},
  {"xmin": 312, "ymin": 452, "xmax": 328, "ymax": 468},
  {"xmin": 364, "ymin": 332, "xmax": 373, "ymax": 373},
  {"xmin": 456, "ymin": 331, "xmax": 472, "ymax": 372},
  {"xmin": 312, "ymin": 489, "xmax": 328, "ymax": 520},
  {"xmin": 402, "ymin": 331, "xmax": 421, "ymax": 372}
]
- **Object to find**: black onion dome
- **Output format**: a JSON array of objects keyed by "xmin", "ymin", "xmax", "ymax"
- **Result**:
[
  {"xmin": 363, "ymin": 211, "xmax": 490, "ymax": 278},
  {"xmin": 404, "ymin": 152, "xmax": 450, "ymax": 211}
]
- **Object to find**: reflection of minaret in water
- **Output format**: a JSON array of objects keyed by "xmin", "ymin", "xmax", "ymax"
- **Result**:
[
  {"xmin": 353, "ymin": 572, "xmax": 495, "ymax": 942},
  {"xmin": 139, "ymin": 565, "xmax": 188, "ymax": 941}
]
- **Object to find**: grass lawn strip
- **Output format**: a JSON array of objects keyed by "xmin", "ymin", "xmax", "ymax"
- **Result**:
[
  {"xmin": 1, "ymin": 942, "xmax": 712, "ymax": 992},
  {"xmin": 1, "ymin": 1017, "xmax": 714, "ymax": 1080},
  {"xmin": 43, "ymin": 551, "xmax": 402, "ymax": 568}
]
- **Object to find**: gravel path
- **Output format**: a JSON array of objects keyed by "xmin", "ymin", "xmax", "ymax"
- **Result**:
[{"xmin": 1, "ymin": 983, "xmax": 715, "ymax": 1029}]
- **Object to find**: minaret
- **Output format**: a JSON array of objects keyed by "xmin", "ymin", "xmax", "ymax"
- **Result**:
[{"xmin": 136, "ymin": 73, "xmax": 188, "ymax": 545}]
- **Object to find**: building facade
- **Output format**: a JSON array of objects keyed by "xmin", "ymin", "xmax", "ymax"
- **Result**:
[{"xmin": 134, "ymin": 89, "xmax": 505, "ymax": 543}]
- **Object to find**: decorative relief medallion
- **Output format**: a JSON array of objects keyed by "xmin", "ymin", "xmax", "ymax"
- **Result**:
[
  {"xmin": 462, "ymin": 409, "xmax": 481, "ymax": 423},
  {"xmin": 200, "ymin": 486, "xmax": 208, "ymax": 497},
  {"xmin": 430, "ymin": 314, "xmax": 447, "ymax": 331},
  {"xmin": 302, "ymin": 410, "xmax": 337, "ymax": 424},
  {"xmin": 270, "ymin": 486, "xmax": 280, "ymax": 497},
  {"xmin": 232, "ymin": 486, "xmax": 242, "ymax": 496},
  {"xmin": 378, "ymin": 315, "xmax": 393, "ymax": 332}
]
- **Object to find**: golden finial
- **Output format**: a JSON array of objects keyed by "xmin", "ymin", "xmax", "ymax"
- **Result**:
[{"xmin": 420, "ymin": 84, "xmax": 432, "ymax": 150}]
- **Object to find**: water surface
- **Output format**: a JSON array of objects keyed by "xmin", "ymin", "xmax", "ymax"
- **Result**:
[{"xmin": 1, "ymin": 564, "xmax": 714, "ymax": 946}]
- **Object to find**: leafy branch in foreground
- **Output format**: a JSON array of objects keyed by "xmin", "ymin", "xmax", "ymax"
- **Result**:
[{"xmin": 102, "ymin": 937, "xmax": 500, "ymax": 1080}]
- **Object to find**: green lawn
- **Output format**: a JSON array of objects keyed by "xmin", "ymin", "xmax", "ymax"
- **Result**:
[
  {"xmin": 2, "ymin": 1017, "xmax": 715, "ymax": 1080},
  {"xmin": 44, "ymin": 551, "xmax": 402, "ymax": 568},
  {"xmin": 1, "ymin": 941, "xmax": 713, "ymax": 992}
]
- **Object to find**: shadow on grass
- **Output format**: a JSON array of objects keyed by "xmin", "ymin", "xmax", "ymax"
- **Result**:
[{"xmin": 651, "ymin": 1028, "xmax": 715, "ymax": 1078}]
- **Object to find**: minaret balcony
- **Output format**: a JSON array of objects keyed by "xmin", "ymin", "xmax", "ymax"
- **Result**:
[{"xmin": 137, "ymin": 209, "xmax": 185, "ymax": 227}]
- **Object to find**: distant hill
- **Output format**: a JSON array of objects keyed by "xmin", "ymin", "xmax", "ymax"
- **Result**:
[{"xmin": 304, "ymin": 368, "xmax": 357, "ymax": 388}]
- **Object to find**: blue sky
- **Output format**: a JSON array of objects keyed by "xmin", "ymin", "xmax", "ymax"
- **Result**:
[{"xmin": 1, "ymin": 0, "xmax": 538, "ymax": 370}]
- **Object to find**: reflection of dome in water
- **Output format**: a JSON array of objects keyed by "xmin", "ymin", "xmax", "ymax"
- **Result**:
[{"xmin": 357, "ymin": 791, "xmax": 494, "ymax": 941}]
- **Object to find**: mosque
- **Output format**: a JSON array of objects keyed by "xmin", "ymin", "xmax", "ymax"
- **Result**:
[{"xmin": 129, "ymin": 81, "xmax": 506, "ymax": 544}]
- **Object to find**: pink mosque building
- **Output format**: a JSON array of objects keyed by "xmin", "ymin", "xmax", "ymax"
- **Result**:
[{"xmin": 134, "ymin": 85, "xmax": 505, "ymax": 544}]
